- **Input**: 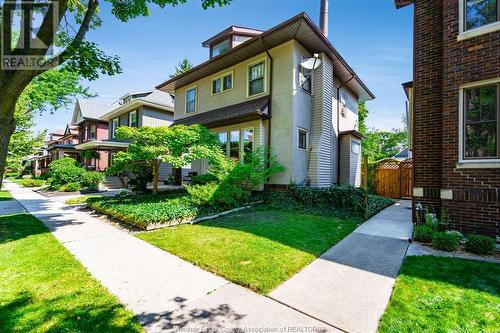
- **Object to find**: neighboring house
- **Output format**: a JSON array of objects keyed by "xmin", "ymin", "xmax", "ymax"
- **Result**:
[
  {"xmin": 396, "ymin": 0, "xmax": 500, "ymax": 237},
  {"xmin": 393, "ymin": 148, "xmax": 412, "ymax": 162},
  {"xmin": 157, "ymin": 13, "xmax": 374, "ymax": 189},
  {"xmin": 47, "ymin": 125, "xmax": 79, "ymax": 162},
  {"xmin": 25, "ymin": 146, "xmax": 51, "ymax": 176},
  {"xmin": 95, "ymin": 89, "xmax": 177, "ymax": 180},
  {"xmin": 71, "ymin": 99, "xmax": 111, "ymax": 171}
]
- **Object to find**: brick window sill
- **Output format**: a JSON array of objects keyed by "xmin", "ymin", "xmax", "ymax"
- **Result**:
[{"xmin": 456, "ymin": 161, "xmax": 500, "ymax": 169}]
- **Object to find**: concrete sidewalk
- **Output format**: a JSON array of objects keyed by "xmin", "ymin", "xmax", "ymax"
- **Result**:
[
  {"xmin": 269, "ymin": 201, "xmax": 413, "ymax": 333},
  {"xmin": 4, "ymin": 182, "xmax": 336, "ymax": 332}
]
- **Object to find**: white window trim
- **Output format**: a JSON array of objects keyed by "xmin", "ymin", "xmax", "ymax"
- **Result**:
[
  {"xmin": 246, "ymin": 57, "xmax": 268, "ymax": 99},
  {"xmin": 211, "ymin": 70, "xmax": 234, "ymax": 96},
  {"xmin": 185, "ymin": 85, "xmax": 198, "ymax": 114},
  {"xmin": 458, "ymin": 78, "xmax": 500, "ymax": 167},
  {"xmin": 458, "ymin": 0, "xmax": 500, "ymax": 41},
  {"xmin": 128, "ymin": 110, "xmax": 137, "ymax": 127},
  {"xmin": 111, "ymin": 118, "xmax": 119, "ymax": 139},
  {"xmin": 297, "ymin": 127, "xmax": 308, "ymax": 150}
]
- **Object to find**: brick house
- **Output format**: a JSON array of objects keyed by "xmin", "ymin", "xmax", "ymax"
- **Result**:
[{"xmin": 396, "ymin": 0, "xmax": 500, "ymax": 237}]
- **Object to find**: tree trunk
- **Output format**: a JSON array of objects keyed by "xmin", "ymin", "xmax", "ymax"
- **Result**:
[
  {"xmin": 152, "ymin": 159, "xmax": 160, "ymax": 195},
  {"xmin": 0, "ymin": 101, "xmax": 18, "ymax": 191}
]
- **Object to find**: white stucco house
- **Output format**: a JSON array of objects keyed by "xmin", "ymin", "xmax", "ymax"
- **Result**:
[{"xmin": 156, "ymin": 13, "xmax": 374, "ymax": 188}]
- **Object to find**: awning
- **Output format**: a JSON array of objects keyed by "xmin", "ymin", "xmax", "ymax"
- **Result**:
[
  {"xmin": 75, "ymin": 140, "xmax": 130, "ymax": 151},
  {"xmin": 174, "ymin": 97, "xmax": 270, "ymax": 128},
  {"xmin": 339, "ymin": 130, "xmax": 365, "ymax": 140}
]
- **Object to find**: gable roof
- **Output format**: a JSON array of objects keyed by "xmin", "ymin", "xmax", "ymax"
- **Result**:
[
  {"xmin": 72, "ymin": 99, "xmax": 111, "ymax": 124},
  {"xmin": 157, "ymin": 12, "xmax": 375, "ymax": 101}
]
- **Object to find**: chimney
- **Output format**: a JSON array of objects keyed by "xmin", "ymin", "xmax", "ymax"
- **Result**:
[{"xmin": 320, "ymin": 0, "xmax": 329, "ymax": 37}]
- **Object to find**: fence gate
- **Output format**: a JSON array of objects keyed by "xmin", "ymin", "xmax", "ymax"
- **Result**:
[{"xmin": 375, "ymin": 158, "xmax": 413, "ymax": 199}]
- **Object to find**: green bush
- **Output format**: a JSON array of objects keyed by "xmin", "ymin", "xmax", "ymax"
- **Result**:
[
  {"xmin": 432, "ymin": 232, "xmax": 460, "ymax": 252},
  {"xmin": 81, "ymin": 171, "xmax": 104, "ymax": 191},
  {"xmin": 48, "ymin": 158, "xmax": 85, "ymax": 189},
  {"xmin": 20, "ymin": 178, "xmax": 45, "ymax": 187},
  {"xmin": 191, "ymin": 174, "xmax": 218, "ymax": 185},
  {"xmin": 59, "ymin": 182, "xmax": 81, "ymax": 192},
  {"xmin": 413, "ymin": 225, "xmax": 435, "ymax": 243},
  {"xmin": 367, "ymin": 195, "xmax": 394, "ymax": 218},
  {"xmin": 4, "ymin": 172, "xmax": 19, "ymax": 178},
  {"xmin": 187, "ymin": 182, "xmax": 248, "ymax": 208},
  {"xmin": 465, "ymin": 235, "xmax": 496, "ymax": 255}
]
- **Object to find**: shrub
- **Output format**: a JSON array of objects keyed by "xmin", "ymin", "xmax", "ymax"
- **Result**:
[
  {"xmin": 4, "ymin": 172, "xmax": 18, "ymax": 178},
  {"xmin": 81, "ymin": 171, "xmax": 104, "ymax": 191},
  {"xmin": 367, "ymin": 195, "xmax": 394, "ymax": 218},
  {"xmin": 191, "ymin": 174, "xmax": 218, "ymax": 185},
  {"xmin": 187, "ymin": 182, "xmax": 248, "ymax": 208},
  {"xmin": 432, "ymin": 232, "xmax": 460, "ymax": 252},
  {"xmin": 48, "ymin": 158, "xmax": 85, "ymax": 189},
  {"xmin": 65, "ymin": 195, "xmax": 98, "ymax": 205},
  {"xmin": 413, "ymin": 224, "xmax": 435, "ymax": 243},
  {"xmin": 59, "ymin": 182, "xmax": 81, "ymax": 192},
  {"xmin": 20, "ymin": 178, "xmax": 45, "ymax": 187},
  {"xmin": 465, "ymin": 235, "xmax": 496, "ymax": 255}
]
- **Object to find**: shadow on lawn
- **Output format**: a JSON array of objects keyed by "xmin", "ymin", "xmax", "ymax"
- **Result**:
[
  {"xmin": 0, "ymin": 291, "xmax": 140, "ymax": 333},
  {"xmin": 0, "ymin": 213, "xmax": 48, "ymax": 245},
  {"xmin": 400, "ymin": 255, "xmax": 500, "ymax": 296}
]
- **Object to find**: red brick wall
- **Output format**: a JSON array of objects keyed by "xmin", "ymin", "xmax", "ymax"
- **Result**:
[{"xmin": 413, "ymin": 0, "xmax": 500, "ymax": 237}]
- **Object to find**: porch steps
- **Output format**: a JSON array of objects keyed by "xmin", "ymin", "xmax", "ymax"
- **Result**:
[{"xmin": 103, "ymin": 176, "xmax": 125, "ymax": 189}]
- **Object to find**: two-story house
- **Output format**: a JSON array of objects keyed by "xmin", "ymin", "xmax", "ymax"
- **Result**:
[
  {"xmin": 396, "ymin": 0, "xmax": 500, "ymax": 237},
  {"xmin": 72, "ymin": 99, "xmax": 111, "ymax": 171},
  {"xmin": 157, "ymin": 12, "xmax": 374, "ymax": 189},
  {"xmin": 47, "ymin": 125, "xmax": 79, "ymax": 162}
]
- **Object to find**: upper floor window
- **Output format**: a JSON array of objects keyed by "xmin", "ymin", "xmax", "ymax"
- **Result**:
[
  {"xmin": 462, "ymin": 83, "xmax": 499, "ymax": 160},
  {"xmin": 248, "ymin": 61, "xmax": 265, "ymax": 97},
  {"xmin": 211, "ymin": 39, "xmax": 231, "ymax": 58},
  {"xmin": 465, "ymin": 0, "xmax": 499, "ymax": 31},
  {"xmin": 90, "ymin": 125, "xmax": 96, "ymax": 140},
  {"xmin": 83, "ymin": 126, "xmax": 88, "ymax": 141},
  {"xmin": 129, "ymin": 110, "xmax": 138, "ymax": 127},
  {"xmin": 111, "ymin": 118, "xmax": 119, "ymax": 138},
  {"xmin": 185, "ymin": 87, "xmax": 197, "ymax": 114},
  {"xmin": 212, "ymin": 72, "xmax": 233, "ymax": 95}
]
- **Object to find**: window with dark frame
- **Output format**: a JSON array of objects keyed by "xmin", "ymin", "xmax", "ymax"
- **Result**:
[
  {"xmin": 463, "ymin": 84, "xmax": 499, "ymax": 159},
  {"xmin": 248, "ymin": 62, "xmax": 265, "ymax": 96},
  {"xmin": 211, "ymin": 39, "xmax": 231, "ymax": 58},
  {"xmin": 129, "ymin": 110, "xmax": 138, "ymax": 127},
  {"xmin": 186, "ymin": 88, "xmax": 197, "ymax": 113},
  {"xmin": 465, "ymin": 0, "xmax": 499, "ymax": 31},
  {"xmin": 298, "ymin": 128, "xmax": 307, "ymax": 149},
  {"xmin": 90, "ymin": 125, "xmax": 96, "ymax": 140},
  {"xmin": 212, "ymin": 73, "xmax": 233, "ymax": 95},
  {"xmin": 112, "ymin": 118, "xmax": 119, "ymax": 138}
]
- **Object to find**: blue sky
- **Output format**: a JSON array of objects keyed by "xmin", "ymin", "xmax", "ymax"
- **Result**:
[{"xmin": 34, "ymin": 0, "xmax": 413, "ymax": 134}]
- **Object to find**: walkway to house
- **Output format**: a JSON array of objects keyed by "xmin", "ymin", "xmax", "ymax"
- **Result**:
[
  {"xmin": 269, "ymin": 200, "xmax": 413, "ymax": 333},
  {"xmin": 4, "ymin": 182, "xmax": 336, "ymax": 333}
]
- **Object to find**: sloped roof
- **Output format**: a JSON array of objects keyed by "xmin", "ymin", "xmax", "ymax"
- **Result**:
[
  {"xmin": 73, "ymin": 99, "xmax": 111, "ymax": 124},
  {"xmin": 139, "ymin": 89, "xmax": 175, "ymax": 107},
  {"xmin": 158, "ymin": 12, "xmax": 375, "ymax": 101},
  {"xmin": 394, "ymin": 0, "xmax": 413, "ymax": 9}
]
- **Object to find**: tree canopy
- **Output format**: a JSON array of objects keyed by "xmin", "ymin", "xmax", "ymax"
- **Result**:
[{"xmin": 169, "ymin": 58, "xmax": 193, "ymax": 78}]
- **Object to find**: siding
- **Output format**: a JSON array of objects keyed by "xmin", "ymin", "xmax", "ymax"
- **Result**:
[{"xmin": 141, "ymin": 107, "xmax": 174, "ymax": 127}]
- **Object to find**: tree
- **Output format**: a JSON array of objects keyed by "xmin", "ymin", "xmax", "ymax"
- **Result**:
[
  {"xmin": 0, "ymin": 0, "xmax": 232, "ymax": 188},
  {"xmin": 169, "ymin": 58, "xmax": 193, "ymax": 78},
  {"xmin": 362, "ymin": 129, "xmax": 408, "ymax": 162},
  {"xmin": 108, "ymin": 125, "xmax": 222, "ymax": 194},
  {"xmin": 358, "ymin": 101, "xmax": 369, "ymax": 135}
]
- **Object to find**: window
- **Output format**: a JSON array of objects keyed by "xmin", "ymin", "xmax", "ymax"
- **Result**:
[
  {"xmin": 211, "ymin": 39, "xmax": 231, "ymax": 58},
  {"xmin": 248, "ymin": 61, "xmax": 265, "ymax": 96},
  {"xmin": 464, "ymin": 0, "xmax": 499, "ymax": 31},
  {"xmin": 90, "ymin": 125, "xmax": 96, "ymax": 140},
  {"xmin": 229, "ymin": 130, "xmax": 240, "ymax": 159},
  {"xmin": 463, "ymin": 84, "xmax": 499, "ymax": 159},
  {"xmin": 185, "ymin": 87, "xmax": 197, "ymax": 113},
  {"xmin": 298, "ymin": 128, "xmax": 308, "ymax": 150},
  {"xmin": 219, "ymin": 132, "xmax": 228, "ymax": 155},
  {"xmin": 242, "ymin": 129, "xmax": 254, "ymax": 155},
  {"xmin": 299, "ymin": 62, "xmax": 312, "ymax": 94},
  {"xmin": 111, "ymin": 118, "xmax": 119, "ymax": 138},
  {"xmin": 212, "ymin": 72, "xmax": 233, "ymax": 95},
  {"xmin": 83, "ymin": 126, "xmax": 88, "ymax": 141},
  {"xmin": 129, "ymin": 110, "xmax": 138, "ymax": 127},
  {"xmin": 351, "ymin": 140, "xmax": 361, "ymax": 155}
]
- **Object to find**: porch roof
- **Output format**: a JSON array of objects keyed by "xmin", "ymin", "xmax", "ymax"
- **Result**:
[
  {"xmin": 75, "ymin": 140, "xmax": 129, "ymax": 151},
  {"xmin": 173, "ymin": 97, "xmax": 270, "ymax": 128}
]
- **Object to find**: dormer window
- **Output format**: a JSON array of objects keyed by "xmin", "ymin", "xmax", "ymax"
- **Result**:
[{"xmin": 211, "ymin": 39, "xmax": 231, "ymax": 58}]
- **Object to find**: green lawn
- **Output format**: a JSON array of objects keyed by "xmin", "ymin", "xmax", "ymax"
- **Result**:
[
  {"xmin": 0, "ymin": 213, "xmax": 143, "ymax": 332},
  {"xmin": 379, "ymin": 256, "xmax": 500, "ymax": 333},
  {"xmin": 137, "ymin": 209, "xmax": 358, "ymax": 294},
  {"xmin": 0, "ymin": 190, "xmax": 12, "ymax": 201}
]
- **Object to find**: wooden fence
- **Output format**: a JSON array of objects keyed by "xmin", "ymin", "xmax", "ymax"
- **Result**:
[{"xmin": 375, "ymin": 158, "xmax": 413, "ymax": 199}]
